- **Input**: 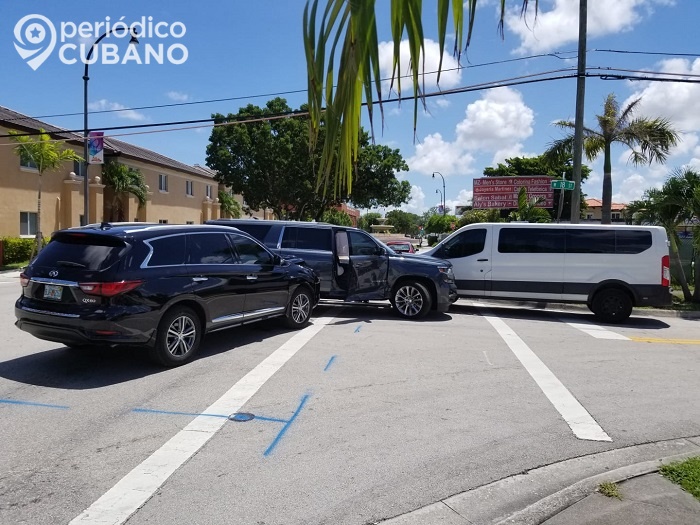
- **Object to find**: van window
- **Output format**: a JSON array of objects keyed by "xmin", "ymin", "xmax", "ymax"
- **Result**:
[
  {"xmin": 615, "ymin": 230, "xmax": 652, "ymax": 254},
  {"xmin": 234, "ymin": 224, "xmax": 274, "ymax": 245},
  {"xmin": 566, "ymin": 229, "xmax": 616, "ymax": 254},
  {"xmin": 282, "ymin": 227, "xmax": 332, "ymax": 251},
  {"xmin": 498, "ymin": 228, "xmax": 565, "ymax": 253},
  {"xmin": 442, "ymin": 228, "xmax": 486, "ymax": 258}
]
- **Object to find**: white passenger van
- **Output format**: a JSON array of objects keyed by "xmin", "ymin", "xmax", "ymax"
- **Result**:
[{"xmin": 422, "ymin": 223, "xmax": 672, "ymax": 322}]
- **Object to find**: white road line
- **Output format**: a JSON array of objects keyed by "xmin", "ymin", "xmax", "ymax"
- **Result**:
[
  {"xmin": 484, "ymin": 315, "xmax": 612, "ymax": 442},
  {"xmin": 482, "ymin": 351, "xmax": 493, "ymax": 366},
  {"xmin": 69, "ymin": 315, "xmax": 335, "ymax": 525},
  {"xmin": 565, "ymin": 321, "xmax": 630, "ymax": 340}
]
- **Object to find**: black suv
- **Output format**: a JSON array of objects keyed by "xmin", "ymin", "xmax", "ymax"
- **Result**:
[
  {"xmin": 206, "ymin": 219, "xmax": 458, "ymax": 319},
  {"xmin": 15, "ymin": 223, "xmax": 320, "ymax": 366}
]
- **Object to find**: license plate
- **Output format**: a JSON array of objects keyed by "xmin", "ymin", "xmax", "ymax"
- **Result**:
[{"xmin": 43, "ymin": 284, "xmax": 63, "ymax": 301}]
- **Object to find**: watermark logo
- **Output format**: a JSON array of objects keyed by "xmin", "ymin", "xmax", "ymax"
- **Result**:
[
  {"xmin": 13, "ymin": 15, "xmax": 188, "ymax": 70},
  {"xmin": 14, "ymin": 14, "xmax": 57, "ymax": 70}
]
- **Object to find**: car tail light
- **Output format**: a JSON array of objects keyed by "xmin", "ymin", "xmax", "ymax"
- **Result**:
[
  {"xmin": 79, "ymin": 280, "xmax": 143, "ymax": 297},
  {"xmin": 661, "ymin": 255, "xmax": 670, "ymax": 287},
  {"xmin": 19, "ymin": 273, "xmax": 29, "ymax": 287}
]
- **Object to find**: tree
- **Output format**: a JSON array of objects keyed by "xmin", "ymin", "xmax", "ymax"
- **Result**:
[
  {"xmin": 9, "ymin": 129, "xmax": 83, "ymax": 254},
  {"xmin": 626, "ymin": 174, "xmax": 693, "ymax": 301},
  {"xmin": 206, "ymin": 98, "xmax": 410, "ymax": 221},
  {"xmin": 508, "ymin": 187, "xmax": 552, "ymax": 223},
  {"xmin": 425, "ymin": 213, "xmax": 457, "ymax": 235},
  {"xmin": 101, "ymin": 160, "xmax": 148, "ymax": 222},
  {"xmin": 217, "ymin": 190, "xmax": 242, "ymax": 219},
  {"xmin": 303, "ymin": 1, "xmax": 533, "ymax": 198},
  {"xmin": 545, "ymin": 93, "xmax": 679, "ymax": 224},
  {"xmin": 321, "ymin": 208, "xmax": 353, "ymax": 226},
  {"xmin": 386, "ymin": 209, "xmax": 420, "ymax": 236},
  {"xmin": 457, "ymin": 209, "xmax": 503, "ymax": 227}
]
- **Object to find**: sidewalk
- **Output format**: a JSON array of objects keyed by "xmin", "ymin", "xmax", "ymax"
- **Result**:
[{"xmin": 379, "ymin": 436, "xmax": 700, "ymax": 525}]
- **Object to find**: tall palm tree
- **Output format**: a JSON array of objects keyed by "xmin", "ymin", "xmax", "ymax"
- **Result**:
[
  {"xmin": 9, "ymin": 129, "xmax": 83, "ymax": 255},
  {"xmin": 101, "ymin": 161, "xmax": 148, "ymax": 222},
  {"xmin": 546, "ymin": 93, "xmax": 679, "ymax": 224},
  {"xmin": 303, "ymin": 0, "xmax": 535, "ymax": 198}
]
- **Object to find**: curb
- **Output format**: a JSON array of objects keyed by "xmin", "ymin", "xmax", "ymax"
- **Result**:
[{"xmin": 495, "ymin": 450, "xmax": 700, "ymax": 525}]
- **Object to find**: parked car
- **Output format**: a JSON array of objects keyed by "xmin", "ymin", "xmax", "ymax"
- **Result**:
[
  {"xmin": 206, "ymin": 219, "xmax": 458, "ymax": 319},
  {"xmin": 386, "ymin": 241, "xmax": 417, "ymax": 254},
  {"xmin": 422, "ymin": 222, "xmax": 672, "ymax": 322},
  {"xmin": 15, "ymin": 223, "xmax": 320, "ymax": 366}
]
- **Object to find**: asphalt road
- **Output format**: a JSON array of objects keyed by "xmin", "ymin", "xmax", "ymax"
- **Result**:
[{"xmin": 1, "ymin": 273, "xmax": 699, "ymax": 525}]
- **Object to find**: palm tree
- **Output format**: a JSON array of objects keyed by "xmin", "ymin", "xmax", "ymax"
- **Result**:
[
  {"xmin": 508, "ymin": 187, "xmax": 551, "ymax": 223},
  {"xmin": 101, "ymin": 160, "xmax": 148, "ymax": 222},
  {"xmin": 626, "ymin": 174, "xmax": 693, "ymax": 301},
  {"xmin": 9, "ymin": 129, "xmax": 83, "ymax": 255},
  {"xmin": 303, "ymin": 0, "xmax": 533, "ymax": 198},
  {"xmin": 545, "ymin": 94, "xmax": 679, "ymax": 224},
  {"xmin": 218, "ymin": 190, "xmax": 242, "ymax": 219}
]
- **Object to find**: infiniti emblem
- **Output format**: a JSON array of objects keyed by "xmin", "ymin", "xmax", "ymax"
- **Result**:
[{"xmin": 49, "ymin": 270, "xmax": 58, "ymax": 277}]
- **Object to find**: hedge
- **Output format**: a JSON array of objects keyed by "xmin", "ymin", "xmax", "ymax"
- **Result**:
[{"xmin": 1, "ymin": 237, "xmax": 39, "ymax": 265}]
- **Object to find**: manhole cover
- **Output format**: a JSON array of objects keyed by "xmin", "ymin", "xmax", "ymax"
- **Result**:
[{"xmin": 229, "ymin": 412, "xmax": 255, "ymax": 422}]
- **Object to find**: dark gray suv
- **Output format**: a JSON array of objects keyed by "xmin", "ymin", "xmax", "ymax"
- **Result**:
[{"xmin": 207, "ymin": 219, "xmax": 458, "ymax": 319}]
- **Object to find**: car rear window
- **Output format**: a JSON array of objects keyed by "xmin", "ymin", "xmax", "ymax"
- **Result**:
[{"xmin": 34, "ymin": 232, "xmax": 127, "ymax": 271}]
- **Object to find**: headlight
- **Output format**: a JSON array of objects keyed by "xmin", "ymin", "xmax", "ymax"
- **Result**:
[{"xmin": 438, "ymin": 266, "xmax": 455, "ymax": 282}]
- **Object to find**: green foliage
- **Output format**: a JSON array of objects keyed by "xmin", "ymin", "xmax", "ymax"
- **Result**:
[
  {"xmin": 101, "ymin": 161, "xmax": 148, "ymax": 221},
  {"xmin": 321, "ymin": 208, "xmax": 353, "ymax": 226},
  {"xmin": 349, "ymin": 137, "xmax": 411, "ymax": 209},
  {"xmin": 425, "ymin": 214, "xmax": 457, "ymax": 235},
  {"xmin": 457, "ymin": 209, "xmax": 503, "ymax": 227},
  {"xmin": 597, "ymin": 482, "xmax": 622, "ymax": 500},
  {"xmin": 385, "ymin": 209, "xmax": 421, "ymax": 235},
  {"xmin": 1, "ymin": 237, "xmax": 37, "ymax": 265},
  {"xmin": 508, "ymin": 187, "xmax": 552, "ymax": 223},
  {"xmin": 217, "ymin": 190, "xmax": 242, "ymax": 218},
  {"xmin": 660, "ymin": 456, "xmax": 700, "ymax": 500},
  {"xmin": 357, "ymin": 212, "xmax": 382, "ymax": 232}
]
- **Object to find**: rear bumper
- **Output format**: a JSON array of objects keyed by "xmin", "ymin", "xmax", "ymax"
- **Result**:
[
  {"xmin": 15, "ymin": 305, "xmax": 154, "ymax": 347},
  {"xmin": 634, "ymin": 286, "xmax": 673, "ymax": 307}
]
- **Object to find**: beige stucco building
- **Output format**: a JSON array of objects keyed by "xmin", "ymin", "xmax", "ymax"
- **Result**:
[{"xmin": 0, "ymin": 105, "xmax": 269, "ymax": 240}]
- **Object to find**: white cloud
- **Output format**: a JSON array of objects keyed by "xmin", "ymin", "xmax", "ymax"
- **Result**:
[
  {"xmin": 88, "ymin": 99, "xmax": 146, "ymax": 121},
  {"xmin": 400, "ymin": 185, "xmax": 426, "ymax": 215},
  {"xmin": 409, "ymin": 132, "xmax": 476, "ymax": 175},
  {"xmin": 378, "ymin": 38, "xmax": 461, "ymax": 97},
  {"xmin": 166, "ymin": 91, "xmax": 190, "ymax": 102},
  {"xmin": 506, "ymin": 0, "xmax": 676, "ymax": 55}
]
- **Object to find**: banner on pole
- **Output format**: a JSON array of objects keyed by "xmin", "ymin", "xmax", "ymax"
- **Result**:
[{"xmin": 88, "ymin": 131, "xmax": 104, "ymax": 165}]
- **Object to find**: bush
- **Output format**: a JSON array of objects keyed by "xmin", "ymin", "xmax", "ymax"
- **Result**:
[{"xmin": 1, "ymin": 237, "xmax": 37, "ymax": 265}]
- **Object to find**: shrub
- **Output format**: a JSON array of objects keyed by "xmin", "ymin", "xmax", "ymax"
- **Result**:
[{"xmin": 1, "ymin": 237, "xmax": 37, "ymax": 265}]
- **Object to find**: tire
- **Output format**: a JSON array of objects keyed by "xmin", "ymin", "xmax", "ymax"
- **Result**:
[
  {"xmin": 591, "ymin": 288, "xmax": 633, "ymax": 323},
  {"xmin": 283, "ymin": 287, "xmax": 313, "ymax": 329},
  {"xmin": 391, "ymin": 281, "xmax": 432, "ymax": 319},
  {"xmin": 149, "ymin": 306, "xmax": 202, "ymax": 367}
]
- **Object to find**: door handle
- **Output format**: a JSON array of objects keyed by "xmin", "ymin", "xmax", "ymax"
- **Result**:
[
  {"xmin": 477, "ymin": 258, "xmax": 489, "ymax": 262},
  {"xmin": 246, "ymin": 275, "xmax": 258, "ymax": 280},
  {"xmin": 192, "ymin": 277, "xmax": 208, "ymax": 282}
]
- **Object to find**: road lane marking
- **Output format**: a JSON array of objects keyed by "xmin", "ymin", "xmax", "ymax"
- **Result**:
[
  {"xmin": 484, "ymin": 315, "xmax": 612, "ymax": 442},
  {"xmin": 69, "ymin": 315, "xmax": 335, "ymax": 525},
  {"xmin": 564, "ymin": 321, "xmax": 630, "ymax": 340},
  {"xmin": 629, "ymin": 337, "xmax": 700, "ymax": 345},
  {"xmin": 482, "ymin": 351, "xmax": 493, "ymax": 366},
  {"xmin": 0, "ymin": 398, "xmax": 69, "ymax": 410}
]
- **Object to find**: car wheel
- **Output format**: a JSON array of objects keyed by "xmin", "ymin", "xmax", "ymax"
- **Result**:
[
  {"xmin": 392, "ymin": 281, "xmax": 432, "ymax": 319},
  {"xmin": 591, "ymin": 288, "xmax": 633, "ymax": 323},
  {"xmin": 150, "ymin": 306, "xmax": 201, "ymax": 367},
  {"xmin": 283, "ymin": 287, "xmax": 312, "ymax": 329}
]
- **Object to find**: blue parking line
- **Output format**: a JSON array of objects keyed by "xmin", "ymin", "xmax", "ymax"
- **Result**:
[
  {"xmin": 0, "ymin": 399, "xmax": 69, "ymax": 410},
  {"xmin": 324, "ymin": 355, "xmax": 337, "ymax": 371},
  {"xmin": 264, "ymin": 394, "xmax": 310, "ymax": 457},
  {"xmin": 354, "ymin": 325, "xmax": 362, "ymax": 333},
  {"xmin": 132, "ymin": 408, "xmax": 229, "ymax": 418}
]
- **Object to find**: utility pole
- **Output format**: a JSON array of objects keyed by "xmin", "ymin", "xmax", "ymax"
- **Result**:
[{"xmin": 570, "ymin": 0, "xmax": 588, "ymax": 223}]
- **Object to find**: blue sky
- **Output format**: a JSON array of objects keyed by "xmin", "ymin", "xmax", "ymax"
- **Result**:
[{"xmin": 2, "ymin": 0, "xmax": 699, "ymax": 216}]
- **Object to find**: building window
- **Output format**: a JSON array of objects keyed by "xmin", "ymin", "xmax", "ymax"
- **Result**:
[
  {"xmin": 159, "ymin": 174, "xmax": 168, "ymax": 192},
  {"xmin": 612, "ymin": 212, "xmax": 621, "ymax": 220},
  {"xmin": 73, "ymin": 160, "xmax": 85, "ymax": 178},
  {"xmin": 186, "ymin": 180, "xmax": 194, "ymax": 196},
  {"xmin": 206, "ymin": 185, "xmax": 212, "ymax": 199},
  {"xmin": 20, "ymin": 212, "xmax": 37, "ymax": 236},
  {"xmin": 159, "ymin": 219, "xmax": 168, "ymax": 224},
  {"xmin": 20, "ymin": 155, "xmax": 38, "ymax": 170},
  {"xmin": 186, "ymin": 221, "xmax": 194, "ymax": 225}
]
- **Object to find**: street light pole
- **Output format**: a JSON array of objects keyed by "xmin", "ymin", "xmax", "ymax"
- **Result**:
[
  {"xmin": 432, "ymin": 171, "xmax": 446, "ymax": 215},
  {"xmin": 435, "ymin": 188, "xmax": 443, "ymax": 213},
  {"xmin": 83, "ymin": 27, "xmax": 138, "ymax": 226}
]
